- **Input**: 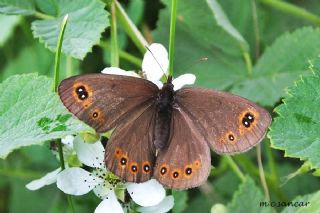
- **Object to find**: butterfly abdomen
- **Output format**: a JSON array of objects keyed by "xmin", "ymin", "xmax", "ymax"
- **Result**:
[{"xmin": 154, "ymin": 81, "xmax": 174, "ymax": 150}]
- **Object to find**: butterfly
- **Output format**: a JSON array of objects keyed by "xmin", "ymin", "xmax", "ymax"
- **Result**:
[{"xmin": 58, "ymin": 73, "xmax": 271, "ymax": 189}]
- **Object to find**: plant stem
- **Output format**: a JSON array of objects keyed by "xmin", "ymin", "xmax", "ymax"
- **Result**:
[
  {"xmin": 52, "ymin": 15, "xmax": 75, "ymax": 213},
  {"xmin": 256, "ymin": 145, "xmax": 271, "ymax": 202},
  {"xmin": 168, "ymin": 0, "xmax": 178, "ymax": 77},
  {"xmin": 251, "ymin": 0, "xmax": 260, "ymax": 60},
  {"xmin": 66, "ymin": 56, "xmax": 73, "ymax": 77},
  {"xmin": 100, "ymin": 41, "xmax": 142, "ymax": 67},
  {"xmin": 224, "ymin": 156, "xmax": 245, "ymax": 182},
  {"xmin": 266, "ymin": 140, "xmax": 278, "ymax": 185},
  {"xmin": 115, "ymin": 1, "xmax": 148, "ymax": 54},
  {"xmin": 53, "ymin": 15, "xmax": 68, "ymax": 92},
  {"xmin": 259, "ymin": 0, "xmax": 320, "ymax": 25},
  {"xmin": 243, "ymin": 51, "xmax": 253, "ymax": 77},
  {"xmin": 110, "ymin": 0, "xmax": 119, "ymax": 67}
]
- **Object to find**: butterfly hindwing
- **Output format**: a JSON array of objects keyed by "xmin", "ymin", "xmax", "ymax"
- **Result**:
[
  {"xmin": 154, "ymin": 109, "xmax": 211, "ymax": 189},
  {"xmin": 175, "ymin": 88, "xmax": 271, "ymax": 154},
  {"xmin": 105, "ymin": 104, "xmax": 157, "ymax": 183},
  {"xmin": 58, "ymin": 74, "xmax": 158, "ymax": 133}
]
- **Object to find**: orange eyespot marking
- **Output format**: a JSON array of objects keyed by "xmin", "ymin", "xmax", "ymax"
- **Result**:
[
  {"xmin": 92, "ymin": 109, "xmax": 102, "ymax": 119},
  {"xmin": 172, "ymin": 169, "xmax": 181, "ymax": 179},
  {"xmin": 159, "ymin": 164, "xmax": 169, "ymax": 176},
  {"xmin": 184, "ymin": 164, "xmax": 194, "ymax": 178},
  {"xmin": 114, "ymin": 148, "xmax": 122, "ymax": 158},
  {"xmin": 238, "ymin": 110, "xmax": 259, "ymax": 135},
  {"xmin": 72, "ymin": 83, "xmax": 93, "ymax": 107},
  {"xmin": 142, "ymin": 161, "xmax": 151, "ymax": 174},
  {"xmin": 118, "ymin": 155, "xmax": 128, "ymax": 168},
  {"xmin": 194, "ymin": 160, "xmax": 201, "ymax": 169},
  {"xmin": 226, "ymin": 131, "xmax": 236, "ymax": 144},
  {"xmin": 129, "ymin": 162, "xmax": 138, "ymax": 174}
]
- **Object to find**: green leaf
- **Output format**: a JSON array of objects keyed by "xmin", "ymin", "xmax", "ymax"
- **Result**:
[
  {"xmin": 281, "ymin": 191, "xmax": 320, "ymax": 213},
  {"xmin": 153, "ymin": 0, "xmax": 247, "ymax": 90},
  {"xmin": 172, "ymin": 190, "xmax": 188, "ymax": 213},
  {"xmin": 0, "ymin": 43, "xmax": 79, "ymax": 81},
  {"xmin": 0, "ymin": 14, "xmax": 20, "ymax": 46},
  {"xmin": 0, "ymin": 74, "xmax": 91, "ymax": 159},
  {"xmin": 35, "ymin": 0, "xmax": 58, "ymax": 16},
  {"xmin": 206, "ymin": 0, "xmax": 248, "ymax": 52},
  {"xmin": 0, "ymin": 0, "xmax": 35, "ymax": 15},
  {"xmin": 32, "ymin": 0, "xmax": 109, "ymax": 59},
  {"xmin": 231, "ymin": 27, "xmax": 320, "ymax": 106},
  {"xmin": 227, "ymin": 176, "xmax": 272, "ymax": 213},
  {"xmin": 268, "ymin": 57, "xmax": 320, "ymax": 168}
]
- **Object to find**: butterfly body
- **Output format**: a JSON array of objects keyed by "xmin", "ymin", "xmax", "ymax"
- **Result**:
[
  {"xmin": 154, "ymin": 76, "xmax": 174, "ymax": 149},
  {"xmin": 58, "ymin": 73, "xmax": 271, "ymax": 189}
]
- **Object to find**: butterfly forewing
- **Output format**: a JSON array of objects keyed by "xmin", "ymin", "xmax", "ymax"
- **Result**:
[
  {"xmin": 105, "ymin": 104, "xmax": 157, "ymax": 183},
  {"xmin": 154, "ymin": 109, "xmax": 211, "ymax": 189},
  {"xmin": 58, "ymin": 74, "xmax": 158, "ymax": 133},
  {"xmin": 175, "ymin": 88, "xmax": 271, "ymax": 154}
]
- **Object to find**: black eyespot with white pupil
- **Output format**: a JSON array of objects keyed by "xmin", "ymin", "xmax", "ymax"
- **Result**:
[
  {"xmin": 173, "ymin": 171, "xmax": 179, "ymax": 178},
  {"xmin": 131, "ymin": 165, "xmax": 138, "ymax": 172},
  {"xmin": 143, "ymin": 164, "xmax": 150, "ymax": 172},
  {"xmin": 160, "ymin": 167, "xmax": 167, "ymax": 175},
  {"xmin": 120, "ymin": 157, "xmax": 127, "ymax": 165},
  {"xmin": 93, "ymin": 112, "xmax": 98, "ymax": 118},
  {"xmin": 76, "ymin": 86, "xmax": 88, "ymax": 100},
  {"xmin": 242, "ymin": 112, "xmax": 255, "ymax": 128},
  {"xmin": 228, "ymin": 134, "xmax": 235, "ymax": 141},
  {"xmin": 185, "ymin": 168, "xmax": 192, "ymax": 175},
  {"xmin": 245, "ymin": 113, "xmax": 254, "ymax": 122}
]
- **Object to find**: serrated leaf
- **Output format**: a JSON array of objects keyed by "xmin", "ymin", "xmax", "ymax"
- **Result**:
[
  {"xmin": 268, "ymin": 57, "xmax": 320, "ymax": 168},
  {"xmin": 231, "ymin": 27, "xmax": 320, "ymax": 106},
  {"xmin": 0, "ymin": 74, "xmax": 91, "ymax": 159},
  {"xmin": 227, "ymin": 176, "xmax": 272, "ymax": 213},
  {"xmin": 153, "ymin": 0, "xmax": 248, "ymax": 90},
  {"xmin": 32, "ymin": 0, "xmax": 109, "ymax": 59},
  {"xmin": 0, "ymin": 0, "xmax": 35, "ymax": 15},
  {"xmin": 0, "ymin": 14, "xmax": 20, "ymax": 46},
  {"xmin": 281, "ymin": 191, "xmax": 320, "ymax": 213}
]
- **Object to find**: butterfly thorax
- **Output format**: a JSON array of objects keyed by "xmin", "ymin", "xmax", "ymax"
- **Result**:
[{"xmin": 154, "ymin": 77, "xmax": 174, "ymax": 150}]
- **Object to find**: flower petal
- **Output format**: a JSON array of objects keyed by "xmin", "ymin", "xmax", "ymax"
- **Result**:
[
  {"xmin": 93, "ymin": 182, "xmax": 113, "ymax": 199},
  {"xmin": 142, "ymin": 43, "xmax": 169, "ymax": 82},
  {"xmin": 137, "ymin": 195, "xmax": 174, "ymax": 213},
  {"xmin": 73, "ymin": 136, "xmax": 105, "ymax": 168},
  {"xmin": 61, "ymin": 135, "xmax": 74, "ymax": 146},
  {"xmin": 94, "ymin": 189, "xmax": 124, "ymax": 213},
  {"xmin": 172, "ymin": 73, "xmax": 196, "ymax": 90},
  {"xmin": 127, "ymin": 179, "xmax": 165, "ymax": 207},
  {"xmin": 26, "ymin": 168, "xmax": 61, "ymax": 190},
  {"xmin": 101, "ymin": 67, "xmax": 140, "ymax": 78},
  {"xmin": 57, "ymin": 168, "xmax": 103, "ymax": 195}
]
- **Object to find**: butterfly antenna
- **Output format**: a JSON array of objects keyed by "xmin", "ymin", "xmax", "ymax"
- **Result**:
[
  {"xmin": 145, "ymin": 46, "xmax": 168, "ymax": 80},
  {"xmin": 180, "ymin": 57, "xmax": 208, "ymax": 74}
]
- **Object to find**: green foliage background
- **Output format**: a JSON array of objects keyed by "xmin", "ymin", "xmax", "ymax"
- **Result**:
[{"xmin": 1, "ymin": 0, "xmax": 320, "ymax": 212}]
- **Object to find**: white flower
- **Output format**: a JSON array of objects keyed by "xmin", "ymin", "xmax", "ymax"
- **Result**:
[
  {"xmin": 102, "ymin": 43, "xmax": 196, "ymax": 90},
  {"xmin": 25, "ymin": 135, "xmax": 75, "ymax": 190},
  {"xmin": 56, "ymin": 136, "xmax": 172, "ymax": 213}
]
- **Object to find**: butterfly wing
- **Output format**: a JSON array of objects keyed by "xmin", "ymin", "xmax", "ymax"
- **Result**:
[
  {"xmin": 105, "ymin": 103, "xmax": 157, "ymax": 183},
  {"xmin": 154, "ymin": 109, "xmax": 211, "ymax": 189},
  {"xmin": 58, "ymin": 74, "xmax": 158, "ymax": 133},
  {"xmin": 175, "ymin": 88, "xmax": 271, "ymax": 154}
]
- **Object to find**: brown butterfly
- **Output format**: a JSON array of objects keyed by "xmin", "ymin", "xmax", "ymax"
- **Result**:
[{"xmin": 58, "ymin": 74, "xmax": 271, "ymax": 189}]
